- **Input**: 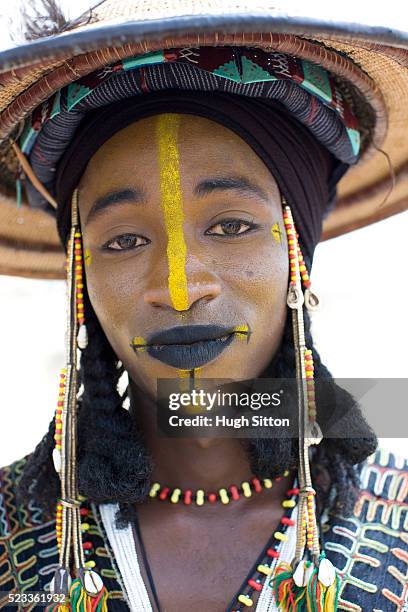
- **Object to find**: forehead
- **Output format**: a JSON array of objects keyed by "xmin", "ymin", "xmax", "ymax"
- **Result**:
[{"xmin": 78, "ymin": 114, "xmax": 279, "ymax": 198}]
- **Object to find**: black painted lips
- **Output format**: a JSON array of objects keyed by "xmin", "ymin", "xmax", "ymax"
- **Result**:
[{"xmin": 131, "ymin": 324, "xmax": 243, "ymax": 369}]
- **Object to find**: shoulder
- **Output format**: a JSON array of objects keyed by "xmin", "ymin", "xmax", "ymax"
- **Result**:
[
  {"xmin": 324, "ymin": 448, "xmax": 408, "ymax": 611},
  {"xmin": 0, "ymin": 454, "xmax": 59, "ymax": 597}
]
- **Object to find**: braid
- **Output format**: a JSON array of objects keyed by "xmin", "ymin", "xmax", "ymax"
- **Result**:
[
  {"xmin": 76, "ymin": 293, "xmax": 153, "ymax": 525},
  {"xmin": 247, "ymin": 306, "xmax": 377, "ymax": 519},
  {"xmin": 17, "ymin": 414, "xmax": 59, "ymax": 519}
]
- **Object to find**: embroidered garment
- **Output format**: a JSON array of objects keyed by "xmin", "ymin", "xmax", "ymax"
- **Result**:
[{"xmin": 0, "ymin": 449, "xmax": 407, "ymax": 611}]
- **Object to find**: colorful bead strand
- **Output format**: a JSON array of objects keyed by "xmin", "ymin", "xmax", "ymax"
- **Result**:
[
  {"xmin": 283, "ymin": 205, "xmax": 319, "ymax": 311},
  {"xmin": 304, "ymin": 348, "xmax": 317, "ymax": 421},
  {"xmin": 74, "ymin": 230, "xmax": 88, "ymax": 349},
  {"xmin": 147, "ymin": 472, "xmax": 290, "ymax": 506},
  {"xmin": 229, "ymin": 485, "xmax": 299, "ymax": 611}
]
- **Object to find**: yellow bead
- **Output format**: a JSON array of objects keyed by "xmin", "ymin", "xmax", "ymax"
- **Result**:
[
  {"xmin": 149, "ymin": 483, "xmax": 160, "ymax": 497},
  {"xmin": 283, "ymin": 470, "xmax": 289, "ymax": 477},
  {"xmin": 238, "ymin": 595, "xmax": 253, "ymax": 606},
  {"xmin": 257, "ymin": 564, "xmax": 273, "ymax": 575},
  {"xmin": 282, "ymin": 500, "xmax": 296, "ymax": 508},
  {"xmin": 219, "ymin": 488, "xmax": 229, "ymax": 504},
  {"xmin": 242, "ymin": 482, "xmax": 252, "ymax": 497},
  {"xmin": 85, "ymin": 560, "xmax": 96, "ymax": 568},
  {"xmin": 170, "ymin": 488, "xmax": 181, "ymax": 503},
  {"xmin": 196, "ymin": 490, "xmax": 205, "ymax": 506},
  {"xmin": 274, "ymin": 532, "xmax": 288, "ymax": 542},
  {"xmin": 263, "ymin": 479, "xmax": 273, "ymax": 489},
  {"xmin": 78, "ymin": 494, "xmax": 87, "ymax": 502},
  {"xmin": 81, "ymin": 523, "xmax": 90, "ymax": 531}
]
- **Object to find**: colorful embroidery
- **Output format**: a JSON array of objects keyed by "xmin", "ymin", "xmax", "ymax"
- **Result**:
[
  {"xmin": 20, "ymin": 46, "xmax": 359, "ymax": 159},
  {"xmin": 324, "ymin": 451, "xmax": 408, "ymax": 611}
]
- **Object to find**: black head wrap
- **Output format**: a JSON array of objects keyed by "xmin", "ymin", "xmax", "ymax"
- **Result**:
[{"xmin": 56, "ymin": 90, "xmax": 346, "ymax": 265}]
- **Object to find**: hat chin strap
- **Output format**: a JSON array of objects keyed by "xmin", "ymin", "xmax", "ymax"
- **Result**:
[
  {"xmin": 49, "ymin": 189, "xmax": 108, "ymax": 610},
  {"xmin": 49, "ymin": 190, "xmax": 338, "ymax": 611}
]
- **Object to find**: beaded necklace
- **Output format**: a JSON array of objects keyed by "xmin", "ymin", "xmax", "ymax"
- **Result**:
[
  {"xmin": 132, "ymin": 484, "xmax": 299, "ymax": 611},
  {"xmin": 148, "ymin": 471, "xmax": 290, "ymax": 506}
]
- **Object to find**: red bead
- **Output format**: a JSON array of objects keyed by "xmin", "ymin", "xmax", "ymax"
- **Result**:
[
  {"xmin": 208, "ymin": 493, "xmax": 217, "ymax": 503},
  {"xmin": 286, "ymin": 488, "xmax": 300, "ymax": 496},
  {"xmin": 266, "ymin": 548, "xmax": 279, "ymax": 558},
  {"xmin": 159, "ymin": 487, "xmax": 170, "ymax": 500},
  {"xmin": 229, "ymin": 485, "xmax": 240, "ymax": 501},
  {"xmin": 80, "ymin": 508, "xmax": 89, "ymax": 516},
  {"xmin": 248, "ymin": 579, "xmax": 262, "ymax": 591},
  {"xmin": 281, "ymin": 517, "xmax": 296, "ymax": 526},
  {"xmin": 82, "ymin": 541, "xmax": 93, "ymax": 550},
  {"xmin": 184, "ymin": 489, "xmax": 192, "ymax": 505},
  {"xmin": 251, "ymin": 478, "xmax": 262, "ymax": 493}
]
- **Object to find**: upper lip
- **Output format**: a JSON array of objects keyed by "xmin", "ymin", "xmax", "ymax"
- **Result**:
[{"xmin": 146, "ymin": 325, "xmax": 238, "ymax": 346}]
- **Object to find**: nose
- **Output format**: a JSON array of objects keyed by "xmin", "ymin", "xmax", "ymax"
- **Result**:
[{"xmin": 144, "ymin": 257, "xmax": 222, "ymax": 311}]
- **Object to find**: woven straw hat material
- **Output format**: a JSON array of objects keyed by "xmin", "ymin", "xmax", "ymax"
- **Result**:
[{"xmin": 0, "ymin": 0, "xmax": 407, "ymax": 278}]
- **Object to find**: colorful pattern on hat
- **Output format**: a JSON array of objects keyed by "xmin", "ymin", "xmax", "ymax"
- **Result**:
[{"xmin": 18, "ymin": 46, "xmax": 360, "ymax": 210}]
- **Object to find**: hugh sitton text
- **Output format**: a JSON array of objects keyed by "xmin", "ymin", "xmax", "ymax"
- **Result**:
[{"xmin": 168, "ymin": 415, "xmax": 290, "ymax": 428}]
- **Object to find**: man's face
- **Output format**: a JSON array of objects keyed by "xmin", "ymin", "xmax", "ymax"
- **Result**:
[{"xmin": 78, "ymin": 114, "xmax": 289, "ymax": 398}]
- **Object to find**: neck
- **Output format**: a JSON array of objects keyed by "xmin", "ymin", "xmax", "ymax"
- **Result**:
[{"xmin": 129, "ymin": 381, "xmax": 263, "ymax": 491}]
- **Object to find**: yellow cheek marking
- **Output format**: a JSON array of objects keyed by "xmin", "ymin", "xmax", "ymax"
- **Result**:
[
  {"xmin": 130, "ymin": 336, "xmax": 147, "ymax": 352},
  {"xmin": 156, "ymin": 114, "xmax": 189, "ymax": 311},
  {"xmin": 84, "ymin": 248, "xmax": 92, "ymax": 266},
  {"xmin": 233, "ymin": 323, "xmax": 250, "ymax": 342},
  {"xmin": 271, "ymin": 222, "xmax": 283, "ymax": 244}
]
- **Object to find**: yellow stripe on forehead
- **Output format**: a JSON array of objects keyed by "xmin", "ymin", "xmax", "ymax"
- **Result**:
[{"xmin": 156, "ymin": 114, "xmax": 189, "ymax": 311}]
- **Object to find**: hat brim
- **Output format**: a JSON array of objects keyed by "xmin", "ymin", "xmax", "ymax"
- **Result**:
[{"xmin": 0, "ymin": 3, "xmax": 407, "ymax": 278}]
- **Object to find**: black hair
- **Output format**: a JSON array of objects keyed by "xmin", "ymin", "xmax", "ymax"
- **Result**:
[{"xmin": 17, "ymin": 284, "xmax": 378, "ymax": 528}]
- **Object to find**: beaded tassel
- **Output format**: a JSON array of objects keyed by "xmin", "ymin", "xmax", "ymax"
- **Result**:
[
  {"xmin": 48, "ymin": 190, "xmax": 107, "ymax": 612},
  {"xmin": 271, "ymin": 202, "xmax": 339, "ymax": 611}
]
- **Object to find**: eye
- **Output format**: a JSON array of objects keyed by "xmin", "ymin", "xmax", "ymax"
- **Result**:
[
  {"xmin": 205, "ymin": 218, "xmax": 259, "ymax": 236},
  {"xmin": 102, "ymin": 233, "xmax": 150, "ymax": 251}
]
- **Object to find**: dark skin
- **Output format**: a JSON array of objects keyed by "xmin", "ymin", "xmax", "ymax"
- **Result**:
[{"xmin": 78, "ymin": 114, "xmax": 291, "ymax": 610}]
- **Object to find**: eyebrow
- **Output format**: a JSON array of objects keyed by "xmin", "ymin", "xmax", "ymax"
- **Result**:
[
  {"xmin": 85, "ymin": 188, "xmax": 146, "ymax": 226},
  {"xmin": 194, "ymin": 176, "xmax": 269, "ymax": 203}
]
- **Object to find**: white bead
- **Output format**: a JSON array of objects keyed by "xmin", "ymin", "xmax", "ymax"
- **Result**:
[
  {"xmin": 52, "ymin": 448, "xmax": 61, "ymax": 473},
  {"xmin": 77, "ymin": 324, "xmax": 88, "ymax": 349},
  {"xmin": 83, "ymin": 569, "xmax": 104, "ymax": 595},
  {"xmin": 318, "ymin": 557, "xmax": 336, "ymax": 587}
]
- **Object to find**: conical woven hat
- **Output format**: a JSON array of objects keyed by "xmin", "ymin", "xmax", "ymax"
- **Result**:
[{"xmin": 0, "ymin": 0, "xmax": 407, "ymax": 278}]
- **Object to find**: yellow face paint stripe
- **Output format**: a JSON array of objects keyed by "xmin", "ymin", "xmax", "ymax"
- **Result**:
[
  {"xmin": 84, "ymin": 248, "xmax": 92, "ymax": 266},
  {"xmin": 130, "ymin": 336, "xmax": 147, "ymax": 352},
  {"xmin": 271, "ymin": 222, "xmax": 283, "ymax": 244},
  {"xmin": 156, "ymin": 114, "xmax": 189, "ymax": 311}
]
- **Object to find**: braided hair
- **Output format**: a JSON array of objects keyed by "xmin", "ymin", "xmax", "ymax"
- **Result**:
[{"xmin": 17, "ymin": 281, "xmax": 377, "ymax": 527}]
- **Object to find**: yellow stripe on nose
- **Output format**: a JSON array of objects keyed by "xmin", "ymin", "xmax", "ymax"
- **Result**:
[{"xmin": 156, "ymin": 114, "xmax": 189, "ymax": 311}]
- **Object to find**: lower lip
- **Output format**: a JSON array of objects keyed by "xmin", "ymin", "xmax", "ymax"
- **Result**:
[{"xmin": 146, "ymin": 334, "xmax": 235, "ymax": 369}]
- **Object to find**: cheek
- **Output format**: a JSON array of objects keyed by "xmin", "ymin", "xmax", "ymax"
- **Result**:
[
  {"xmin": 84, "ymin": 260, "xmax": 142, "ymax": 337},
  {"xmin": 220, "ymin": 241, "xmax": 288, "ymax": 309}
]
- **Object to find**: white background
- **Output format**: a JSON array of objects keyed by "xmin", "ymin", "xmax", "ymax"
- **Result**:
[{"xmin": 0, "ymin": 1, "xmax": 407, "ymax": 465}]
